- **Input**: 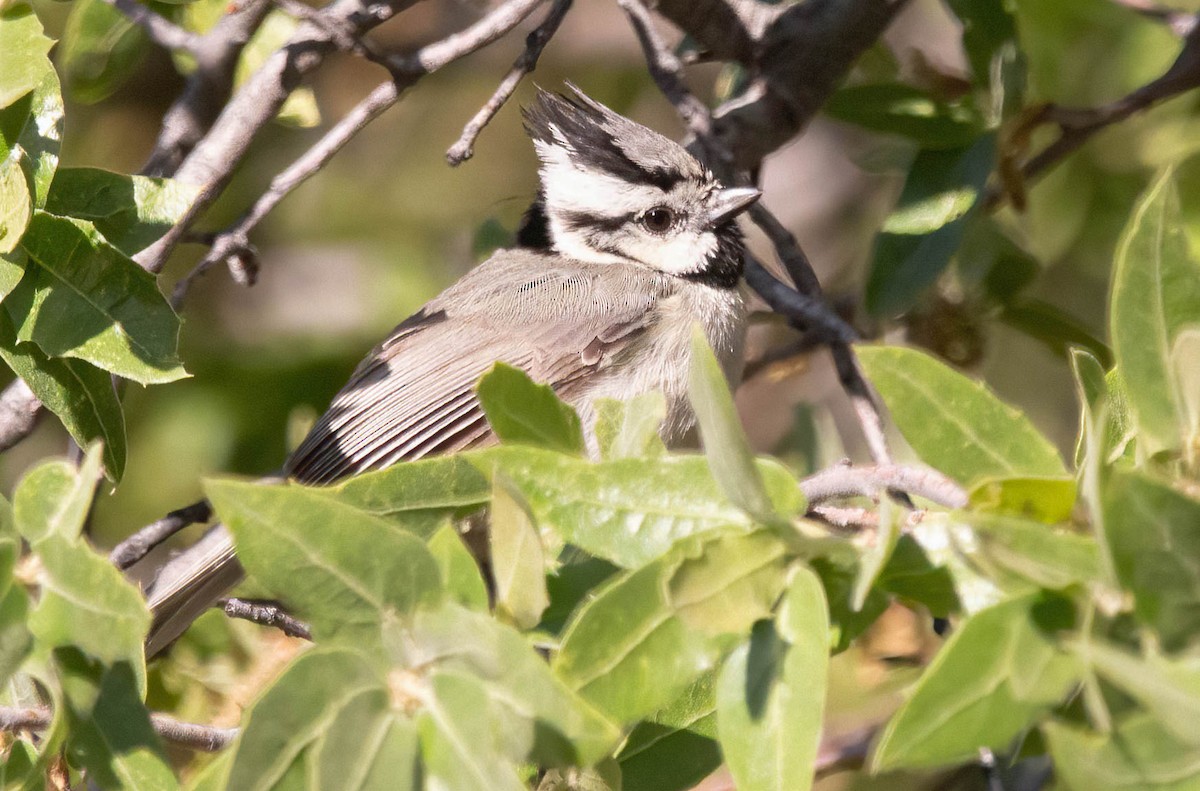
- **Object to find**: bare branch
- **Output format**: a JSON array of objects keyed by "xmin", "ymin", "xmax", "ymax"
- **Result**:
[
  {"xmin": 219, "ymin": 597, "xmax": 313, "ymax": 640},
  {"xmin": 743, "ymin": 256, "xmax": 856, "ymax": 344},
  {"xmin": 747, "ymin": 203, "xmax": 822, "ymax": 301},
  {"xmin": 800, "ymin": 464, "xmax": 968, "ymax": 510},
  {"xmin": 0, "ymin": 707, "xmax": 237, "ymax": 752},
  {"xmin": 657, "ymin": 0, "xmax": 912, "ymax": 171},
  {"xmin": 133, "ymin": 0, "xmax": 416, "ymax": 272},
  {"xmin": 617, "ymin": 0, "xmax": 714, "ymax": 144},
  {"xmin": 172, "ymin": 0, "xmax": 549, "ymax": 303},
  {"xmin": 0, "ymin": 380, "xmax": 42, "ymax": 454},
  {"xmin": 447, "ymin": 0, "xmax": 572, "ymax": 165},
  {"xmin": 991, "ymin": 15, "xmax": 1200, "ymax": 207},
  {"xmin": 1109, "ymin": 0, "xmax": 1196, "ymax": 35},
  {"xmin": 109, "ymin": 500, "xmax": 214, "ymax": 570},
  {"xmin": 100, "ymin": 0, "xmax": 201, "ymax": 54},
  {"xmin": 143, "ymin": 0, "xmax": 274, "ymax": 177}
]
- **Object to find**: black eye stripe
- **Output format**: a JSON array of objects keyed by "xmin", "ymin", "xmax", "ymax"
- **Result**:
[{"xmin": 557, "ymin": 210, "xmax": 634, "ymax": 233}]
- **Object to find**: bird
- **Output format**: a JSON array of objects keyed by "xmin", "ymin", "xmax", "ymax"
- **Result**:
[{"xmin": 144, "ymin": 85, "xmax": 761, "ymax": 654}]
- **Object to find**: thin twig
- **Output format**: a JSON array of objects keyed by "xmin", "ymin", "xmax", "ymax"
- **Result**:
[
  {"xmin": 219, "ymin": 597, "xmax": 313, "ymax": 640},
  {"xmin": 743, "ymin": 256, "xmax": 856, "ymax": 344},
  {"xmin": 1109, "ymin": 0, "xmax": 1197, "ymax": 34},
  {"xmin": 0, "ymin": 706, "xmax": 237, "ymax": 752},
  {"xmin": 799, "ymin": 464, "xmax": 967, "ymax": 509},
  {"xmin": 100, "ymin": 0, "xmax": 201, "ymax": 53},
  {"xmin": 171, "ymin": 0, "xmax": 548, "ymax": 305},
  {"xmin": 269, "ymin": 0, "xmax": 396, "ymax": 65},
  {"xmin": 617, "ymin": 0, "xmax": 714, "ymax": 143},
  {"xmin": 747, "ymin": 203, "xmax": 823, "ymax": 300},
  {"xmin": 142, "ymin": 0, "xmax": 274, "ymax": 177},
  {"xmin": 109, "ymin": 500, "xmax": 214, "ymax": 570},
  {"xmin": 447, "ymin": 0, "xmax": 572, "ymax": 165},
  {"xmin": 134, "ymin": 0, "xmax": 416, "ymax": 272},
  {"xmin": 990, "ymin": 15, "xmax": 1200, "ymax": 208}
]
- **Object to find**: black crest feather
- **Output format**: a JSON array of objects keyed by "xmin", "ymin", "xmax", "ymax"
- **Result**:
[{"xmin": 522, "ymin": 85, "xmax": 694, "ymax": 191}]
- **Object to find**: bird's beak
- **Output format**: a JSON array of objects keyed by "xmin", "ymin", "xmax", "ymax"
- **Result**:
[{"xmin": 706, "ymin": 187, "xmax": 762, "ymax": 227}]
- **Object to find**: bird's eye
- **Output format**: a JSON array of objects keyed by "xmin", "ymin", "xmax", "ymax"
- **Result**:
[{"xmin": 640, "ymin": 207, "xmax": 676, "ymax": 234}]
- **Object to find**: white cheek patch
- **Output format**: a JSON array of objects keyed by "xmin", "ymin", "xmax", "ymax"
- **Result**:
[{"xmin": 621, "ymin": 231, "xmax": 718, "ymax": 276}]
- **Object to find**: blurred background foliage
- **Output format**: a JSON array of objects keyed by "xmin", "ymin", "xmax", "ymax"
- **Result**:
[{"xmin": 5, "ymin": 1, "xmax": 1200, "ymax": 782}]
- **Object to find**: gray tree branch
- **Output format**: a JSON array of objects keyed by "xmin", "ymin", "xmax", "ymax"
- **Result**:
[
  {"xmin": 99, "ymin": 0, "xmax": 201, "ymax": 54},
  {"xmin": 171, "ymin": 0, "xmax": 550, "ymax": 304},
  {"xmin": 0, "ymin": 706, "xmax": 237, "ymax": 752},
  {"xmin": 0, "ymin": 380, "xmax": 41, "ymax": 454},
  {"xmin": 446, "ymin": 0, "xmax": 573, "ymax": 166}
]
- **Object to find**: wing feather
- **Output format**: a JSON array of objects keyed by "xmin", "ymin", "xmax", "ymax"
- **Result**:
[{"xmin": 285, "ymin": 251, "xmax": 669, "ymax": 484}]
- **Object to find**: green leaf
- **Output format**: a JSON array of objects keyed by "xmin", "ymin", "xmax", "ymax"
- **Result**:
[
  {"xmin": 330, "ymin": 454, "xmax": 491, "ymax": 535},
  {"xmin": 418, "ymin": 670, "xmax": 528, "ymax": 791},
  {"xmin": 44, "ymin": 168, "xmax": 199, "ymax": 256},
  {"xmin": 594, "ymin": 392, "xmax": 666, "ymax": 460},
  {"xmin": 184, "ymin": 752, "xmax": 232, "ymax": 791},
  {"xmin": 0, "ymin": 249, "xmax": 25, "ymax": 302},
  {"xmin": 426, "ymin": 524, "xmax": 488, "ymax": 612},
  {"xmin": 233, "ymin": 10, "xmax": 320, "ymax": 128},
  {"xmin": 619, "ymin": 674, "xmax": 721, "ymax": 791},
  {"xmin": 477, "ymin": 363, "xmax": 585, "ymax": 455},
  {"xmin": 28, "ymin": 536, "xmax": 150, "ymax": 679},
  {"xmin": 1070, "ymin": 348, "xmax": 1134, "ymax": 468},
  {"xmin": 206, "ymin": 478, "xmax": 444, "ymax": 648},
  {"xmin": 554, "ymin": 530, "xmax": 789, "ymax": 723},
  {"xmin": 866, "ymin": 136, "xmax": 996, "ymax": 316},
  {"xmin": 14, "ymin": 212, "xmax": 186, "ymax": 384},
  {"xmin": 0, "ymin": 4, "xmax": 54, "ymax": 111},
  {"xmin": 388, "ymin": 604, "xmax": 620, "ymax": 767},
  {"xmin": 56, "ymin": 650, "xmax": 178, "ymax": 791},
  {"xmin": 824, "ymin": 84, "xmax": 981, "ymax": 149},
  {"xmin": 857, "ymin": 344, "xmax": 1066, "ymax": 485},
  {"xmin": 0, "ymin": 151, "xmax": 31, "ymax": 255},
  {"xmin": 946, "ymin": 0, "xmax": 1022, "ymax": 102},
  {"xmin": 0, "ymin": 69, "xmax": 64, "ymax": 208},
  {"xmin": 0, "ymin": 306, "xmax": 126, "ymax": 479},
  {"xmin": 1103, "ymin": 468, "xmax": 1200, "ymax": 650},
  {"xmin": 1171, "ymin": 328, "xmax": 1200, "ymax": 465},
  {"xmin": 1110, "ymin": 169, "xmax": 1200, "ymax": 456},
  {"xmin": 851, "ymin": 498, "xmax": 899, "ymax": 611},
  {"xmin": 872, "ymin": 594, "xmax": 1077, "ymax": 770},
  {"xmin": 908, "ymin": 513, "xmax": 1007, "ymax": 614},
  {"xmin": 1072, "ymin": 641, "xmax": 1200, "ymax": 747},
  {"xmin": 478, "ymin": 447, "xmax": 804, "ymax": 569},
  {"xmin": 669, "ymin": 530, "xmax": 790, "ymax": 637},
  {"xmin": 717, "ymin": 565, "xmax": 829, "ymax": 791},
  {"xmin": 876, "ymin": 536, "xmax": 961, "ymax": 618},
  {"xmin": 13, "ymin": 443, "xmax": 103, "ymax": 544},
  {"xmin": 999, "ymin": 299, "xmax": 1112, "ymax": 367},
  {"xmin": 1045, "ymin": 713, "xmax": 1200, "ymax": 790},
  {"xmin": 968, "ymin": 475, "xmax": 1078, "ymax": 524},
  {"xmin": 228, "ymin": 645, "xmax": 417, "ymax": 791},
  {"xmin": 58, "ymin": 0, "xmax": 147, "ymax": 104},
  {"xmin": 0, "ymin": 495, "xmax": 30, "ymax": 689},
  {"xmin": 490, "ymin": 475, "xmax": 549, "ymax": 630},
  {"xmin": 958, "ymin": 512, "xmax": 1100, "ymax": 591},
  {"xmin": 689, "ymin": 326, "xmax": 782, "ymax": 523}
]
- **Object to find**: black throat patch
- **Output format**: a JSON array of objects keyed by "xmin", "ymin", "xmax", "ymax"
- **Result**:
[{"xmin": 680, "ymin": 222, "xmax": 745, "ymax": 289}]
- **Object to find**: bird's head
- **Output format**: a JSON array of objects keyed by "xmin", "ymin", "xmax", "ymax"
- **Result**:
[{"xmin": 521, "ymin": 86, "xmax": 759, "ymax": 286}]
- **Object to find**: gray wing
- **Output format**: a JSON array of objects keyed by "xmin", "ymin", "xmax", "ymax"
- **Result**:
[{"xmin": 284, "ymin": 251, "xmax": 667, "ymax": 484}]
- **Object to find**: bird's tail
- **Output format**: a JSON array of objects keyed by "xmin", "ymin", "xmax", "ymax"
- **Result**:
[{"xmin": 144, "ymin": 524, "xmax": 244, "ymax": 657}]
